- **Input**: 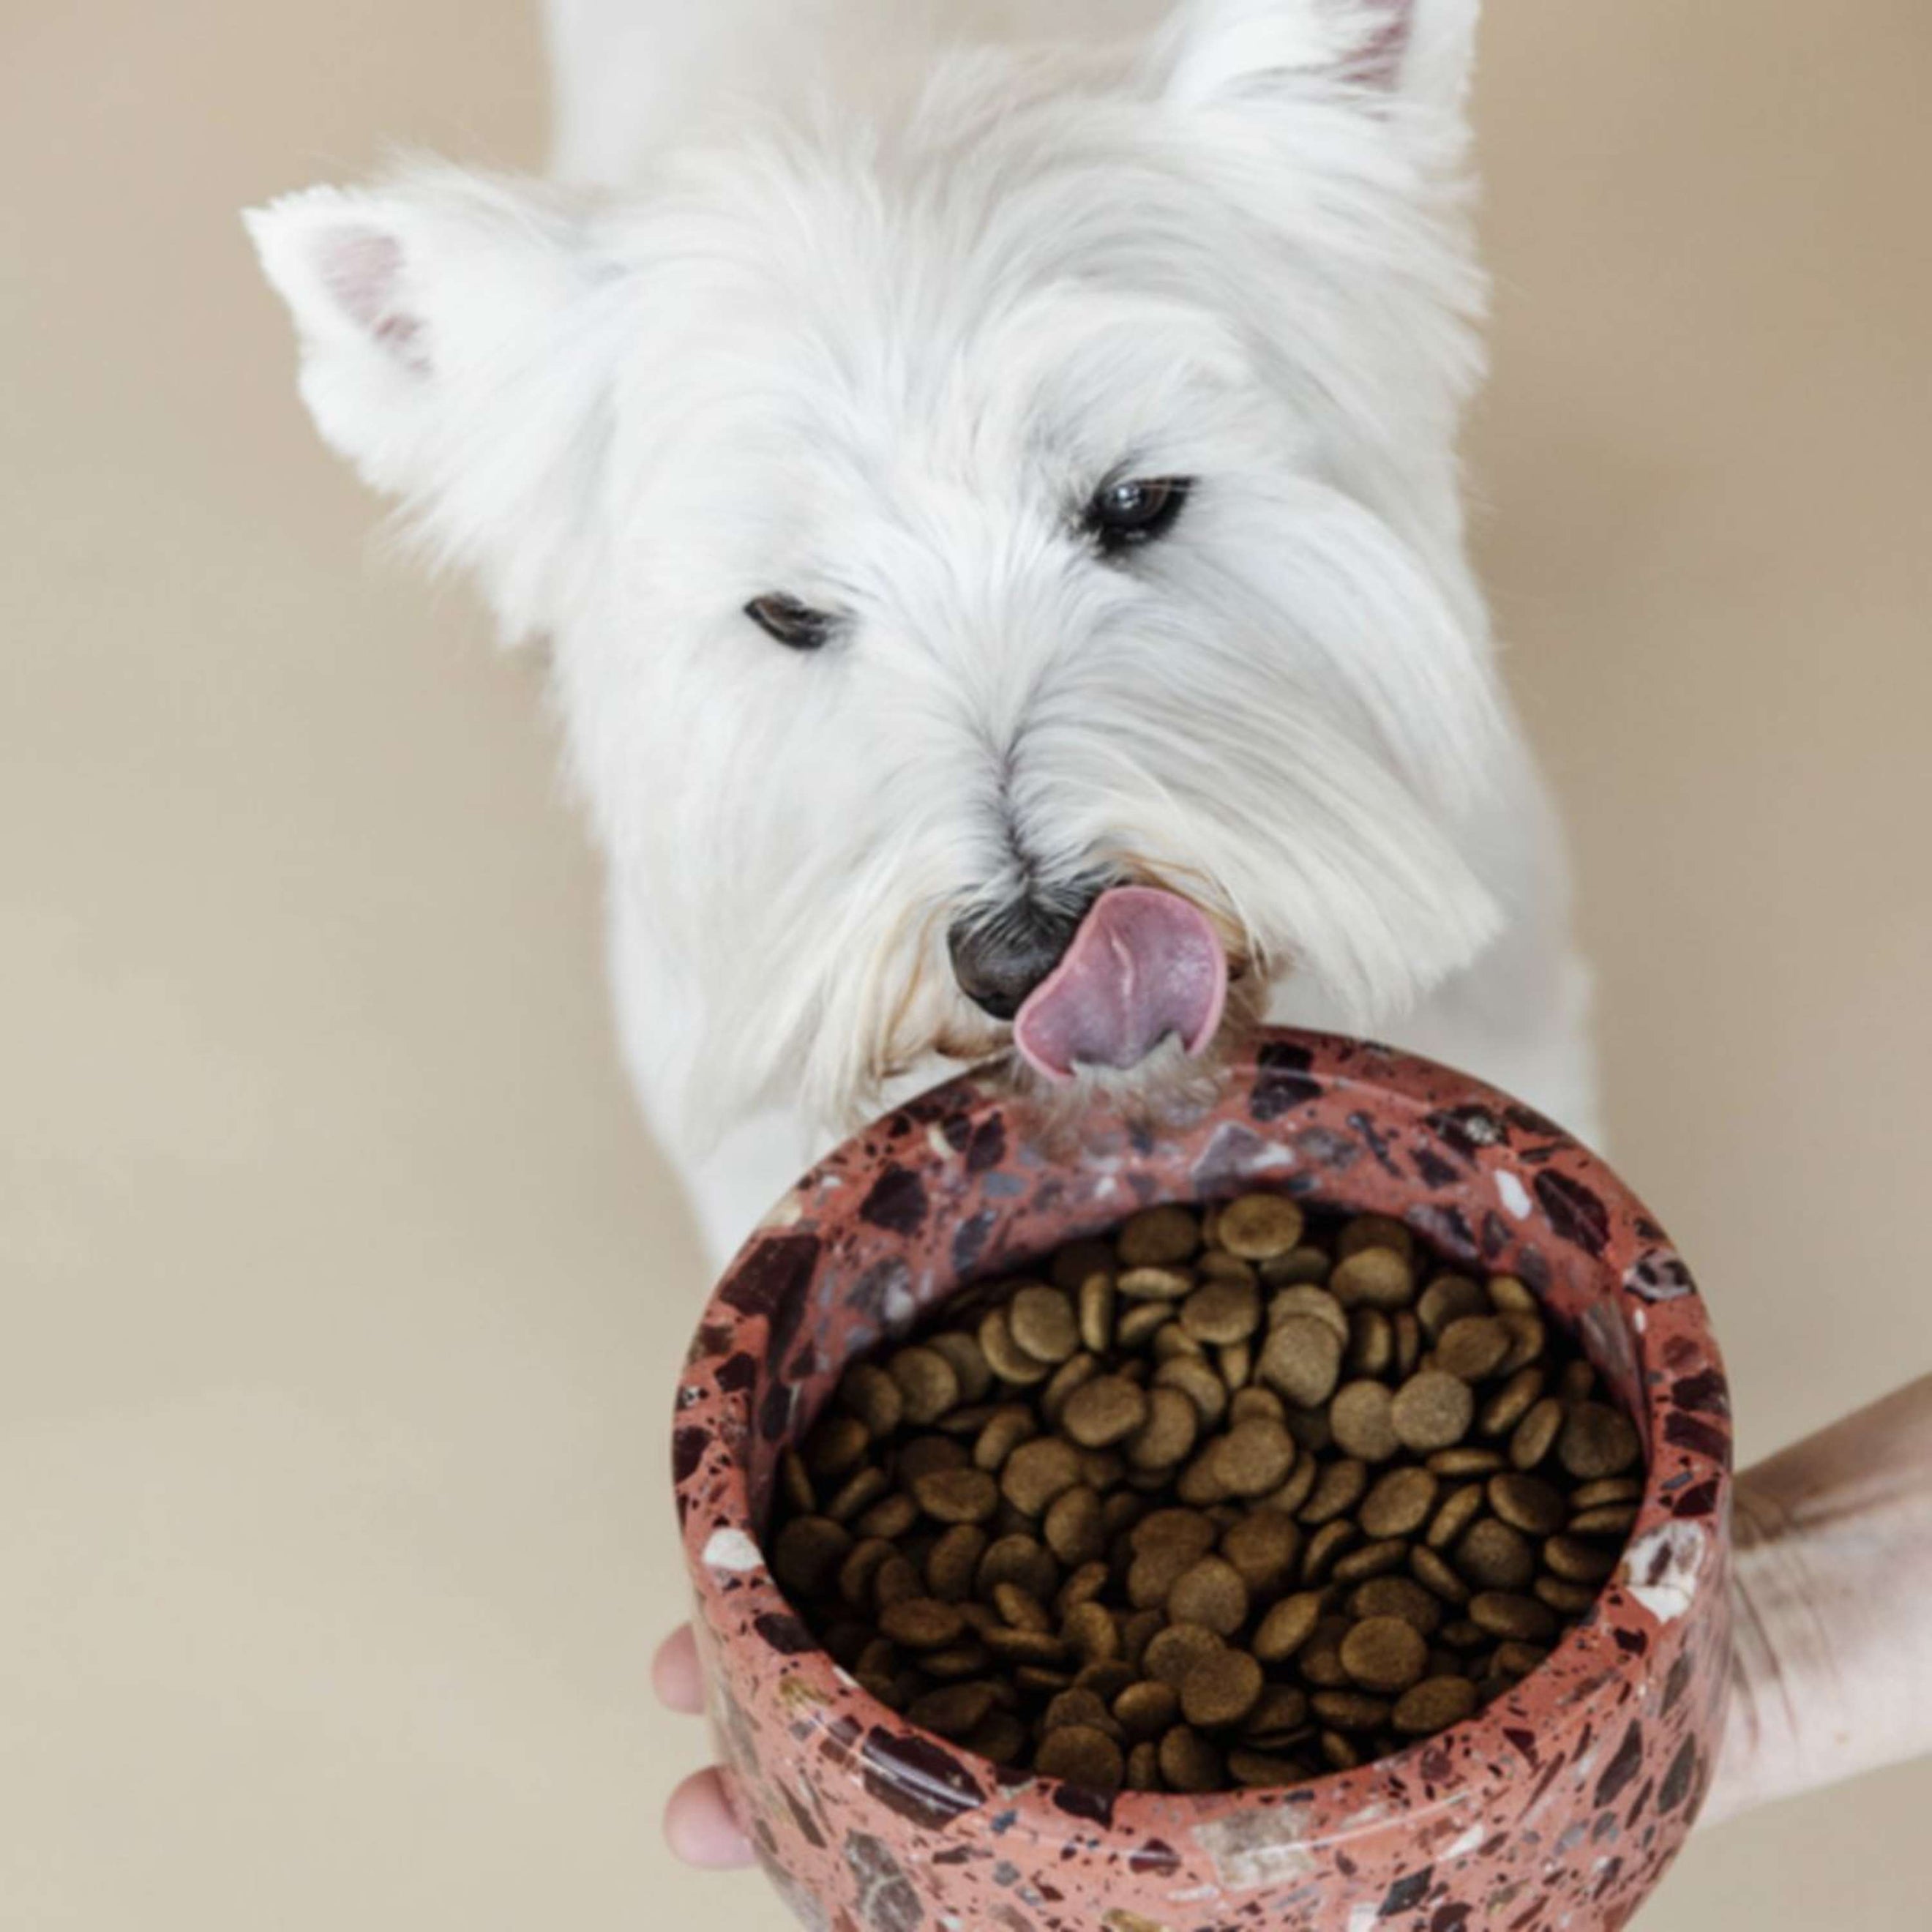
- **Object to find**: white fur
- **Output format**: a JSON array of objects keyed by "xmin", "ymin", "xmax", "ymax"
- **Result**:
[{"xmin": 248, "ymin": 0, "xmax": 1597, "ymax": 1268}]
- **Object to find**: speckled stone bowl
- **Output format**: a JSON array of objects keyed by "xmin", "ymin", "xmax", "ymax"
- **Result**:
[{"xmin": 674, "ymin": 1031, "xmax": 1733, "ymax": 1932}]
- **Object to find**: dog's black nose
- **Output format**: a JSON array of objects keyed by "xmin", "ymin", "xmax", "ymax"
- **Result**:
[{"xmin": 948, "ymin": 894, "xmax": 1093, "ymax": 1022}]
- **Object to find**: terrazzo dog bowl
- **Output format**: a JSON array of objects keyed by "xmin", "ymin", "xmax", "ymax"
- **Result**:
[{"xmin": 674, "ymin": 1031, "xmax": 1732, "ymax": 1932}]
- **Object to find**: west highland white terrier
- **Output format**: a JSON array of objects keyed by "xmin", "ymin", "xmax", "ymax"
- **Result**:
[{"xmin": 248, "ymin": 0, "xmax": 1597, "ymax": 1266}]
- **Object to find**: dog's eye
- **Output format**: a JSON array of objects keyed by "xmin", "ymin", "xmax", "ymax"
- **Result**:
[
  {"xmin": 1085, "ymin": 476, "xmax": 1193, "ymax": 555},
  {"xmin": 746, "ymin": 594, "xmax": 836, "ymax": 651}
]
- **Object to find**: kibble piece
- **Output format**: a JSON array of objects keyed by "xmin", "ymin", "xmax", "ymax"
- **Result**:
[
  {"xmin": 1330, "ymin": 1246, "xmax": 1415, "ymax": 1311},
  {"xmin": 1300, "ymin": 1521, "xmax": 1360, "ymax": 1587},
  {"xmin": 1560, "ymin": 1360, "xmax": 1599, "ymax": 1404},
  {"xmin": 1391, "ymin": 1371, "xmax": 1475, "ymax": 1453},
  {"xmin": 1268, "ymin": 1284, "xmax": 1350, "ymax": 1342},
  {"xmin": 1340, "ymin": 1617, "xmax": 1429, "ymax": 1694},
  {"xmin": 1181, "ymin": 1650, "xmax": 1265, "ymax": 1729},
  {"xmin": 1158, "ymin": 1725, "xmax": 1224, "ymax": 1793},
  {"xmin": 1116, "ymin": 1268, "xmax": 1194, "ymax": 1306},
  {"xmin": 926, "ymin": 1524, "xmax": 988, "ymax": 1601},
  {"xmin": 771, "ymin": 1515, "xmax": 852, "ymax": 1598},
  {"xmin": 992, "ymin": 1581, "xmax": 1054, "ymax": 1633},
  {"xmin": 779, "ymin": 1449, "xmax": 815, "ymax": 1517},
  {"xmin": 826, "ymin": 1466, "xmax": 890, "ymax": 1524},
  {"xmin": 1573, "ymin": 1477, "xmax": 1644, "ymax": 1511},
  {"xmin": 1469, "ymin": 1592, "xmax": 1560, "ymax": 1643},
  {"xmin": 977, "ymin": 1533, "xmax": 1057, "ymax": 1600},
  {"xmin": 899, "ymin": 1434, "xmax": 969, "ymax": 1486},
  {"xmin": 1456, "ymin": 1519, "xmax": 1536, "ymax": 1591},
  {"xmin": 1330, "ymin": 1381, "xmax": 1401, "ymax": 1463},
  {"xmin": 805, "ymin": 1414, "xmax": 871, "ymax": 1480},
  {"xmin": 1211, "ymin": 1419, "xmax": 1298, "ymax": 1499},
  {"xmin": 1036, "ymin": 1725, "xmax": 1125, "ymax": 1791},
  {"xmin": 1152, "ymin": 1322, "xmax": 1205, "ymax": 1365},
  {"xmin": 1489, "ymin": 1473, "xmax": 1568, "ymax": 1537},
  {"xmin": 1260, "ymin": 1456, "xmax": 1321, "ymax": 1519},
  {"xmin": 1009, "ymin": 1285, "xmax": 1081, "ymax": 1366},
  {"xmin": 978, "ymin": 1309, "xmax": 1053, "ymax": 1387},
  {"xmin": 907, "ymin": 1682, "xmax": 998, "ymax": 1740},
  {"xmin": 1479, "ymin": 1367, "xmax": 1546, "ymax": 1439},
  {"xmin": 968, "ymin": 1710, "xmax": 1030, "ymax": 1766},
  {"xmin": 1358, "ymin": 1467, "xmax": 1439, "ymax": 1539},
  {"xmin": 1495, "ymin": 1641, "xmax": 1551, "ymax": 1677},
  {"xmin": 1434, "ymin": 1316, "xmax": 1514, "ymax": 1382},
  {"xmin": 1216, "ymin": 1194, "xmax": 1306, "ymax": 1261},
  {"xmin": 1057, "ymin": 1560, "xmax": 1110, "ymax": 1619},
  {"xmin": 1559, "ymin": 1403, "xmax": 1643, "ymax": 1480},
  {"xmin": 872, "ymin": 1553, "xmax": 923, "ymax": 1611},
  {"xmin": 1117, "ymin": 1306, "xmax": 1175, "ymax": 1353},
  {"xmin": 1125, "ymin": 1741, "xmax": 1161, "ymax": 1791},
  {"xmin": 1116, "ymin": 1205, "xmax": 1200, "ymax": 1268},
  {"xmin": 1218, "ymin": 1340, "xmax": 1254, "ymax": 1394},
  {"xmin": 1229, "ymin": 1748, "xmax": 1308, "ymax": 1788},
  {"xmin": 1182, "ymin": 1276, "xmax": 1262, "ymax": 1347},
  {"xmin": 1319, "ymin": 1731, "xmax": 1360, "ymax": 1771},
  {"xmin": 1124, "ymin": 1387, "xmax": 1201, "ymax": 1472},
  {"xmin": 1410, "ymin": 1546, "xmax": 1472, "ymax": 1606},
  {"xmin": 1296, "ymin": 1617, "xmax": 1354, "ymax": 1688},
  {"xmin": 889, "ymin": 1347, "xmax": 962, "ymax": 1426},
  {"xmin": 1535, "ymin": 1576, "xmax": 1600, "ymax": 1616},
  {"xmin": 1392, "ymin": 1676, "xmax": 1480, "ymax": 1737},
  {"xmin": 839, "ymin": 1539, "xmax": 895, "ymax": 1610},
  {"xmin": 1114, "ymin": 1680, "xmax": 1182, "ymax": 1740},
  {"xmin": 1311, "ymin": 1690, "xmax": 1392, "ymax": 1732},
  {"xmin": 1041, "ymin": 1353, "xmax": 1101, "ymax": 1428},
  {"xmin": 1345, "ymin": 1307, "xmax": 1395, "ymax": 1379},
  {"xmin": 973, "ymin": 1406, "xmax": 1038, "ymax": 1472},
  {"xmin": 1348, "ymin": 1576, "xmax": 1443, "ymax": 1636},
  {"xmin": 1496, "ymin": 1311, "xmax": 1549, "ymax": 1374},
  {"xmin": 1168, "ymin": 1557, "xmax": 1250, "ymax": 1636},
  {"xmin": 1392, "ymin": 1310, "xmax": 1423, "ymax": 1379},
  {"xmin": 1152, "ymin": 1355, "xmax": 1229, "ymax": 1431},
  {"xmin": 1336, "ymin": 1215, "xmax": 1414, "ymax": 1262},
  {"xmin": 913, "ymin": 1467, "xmax": 1000, "ymax": 1526},
  {"xmin": 1330, "ymin": 1538, "xmax": 1409, "ymax": 1586},
  {"xmin": 1197, "ymin": 1249, "xmax": 1258, "ymax": 1287},
  {"xmin": 879, "ymin": 1598, "xmax": 967, "ymax": 1652},
  {"xmin": 1423, "ymin": 1480, "xmax": 1484, "ymax": 1551},
  {"xmin": 1229, "ymin": 1386, "xmax": 1287, "ymax": 1427},
  {"xmin": 1001, "ymin": 1437, "xmax": 1084, "ymax": 1516},
  {"xmin": 1055, "ymin": 1374, "xmax": 1147, "ymax": 1450},
  {"xmin": 1244, "ymin": 1682, "xmax": 1311, "ymax": 1740},
  {"xmin": 1063, "ymin": 1600, "xmax": 1123, "ymax": 1666},
  {"xmin": 1298, "ymin": 1457, "xmax": 1369, "ymax": 1526},
  {"xmin": 1221, "ymin": 1511, "xmax": 1301, "ymax": 1594},
  {"xmin": 840, "ymin": 1363, "xmax": 906, "ymax": 1439},
  {"xmin": 982, "ymin": 1625, "xmax": 1070, "ymax": 1667},
  {"xmin": 1043, "ymin": 1485, "xmax": 1105, "ymax": 1567},
  {"xmin": 1429, "ymin": 1446, "xmax": 1506, "ymax": 1479},
  {"xmin": 1569, "ymin": 1502, "xmax": 1641, "ymax": 1538},
  {"xmin": 1252, "ymin": 1591, "xmax": 1327, "ymax": 1664},
  {"xmin": 1131, "ymin": 1507, "xmax": 1218, "ymax": 1558},
  {"xmin": 1077, "ymin": 1271, "xmax": 1116, "ymax": 1355},
  {"xmin": 1144, "ymin": 1621, "xmax": 1227, "ymax": 1687},
  {"xmin": 1259, "ymin": 1317, "xmax": 1345, "ymax": 1409},
  {"xmin": 929, "ymin": 1330, "xmax": 995, "ymax": 1404},
  {"xmin": 1543, "ymin": 1535, "xmax": 1620, "ymax": 1584},
  {"xmin": 1510, "ymin": 1397, "xmax": 1565, "ymax": 1470},
  {"xmin": 1486, "ymin": 1274, "xmax": 1536, "ymax": 1314},
  {"xmin": 1417, "ymin": 1274, "xmax": 1489, "ymax": 1339}
]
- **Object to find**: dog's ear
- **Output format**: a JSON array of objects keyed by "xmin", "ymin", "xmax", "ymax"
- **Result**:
[
  {"xmin": 1160, "ymin": 0, "xmax": 1479, "ymax": 114},
  {"xmin": 244, "ymin": 168, "xmax": 629, "ymax": 640}
]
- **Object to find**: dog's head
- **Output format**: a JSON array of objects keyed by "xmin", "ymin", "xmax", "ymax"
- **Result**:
[{"xmin": 250, "ymin": 0, "xmax": 1505, "ymax": 1137}]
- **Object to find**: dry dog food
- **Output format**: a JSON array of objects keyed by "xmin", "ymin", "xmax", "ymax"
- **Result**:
[{"xmin": 765, "ymin": 1196, "xmax": 1643, "ymax": 1796}]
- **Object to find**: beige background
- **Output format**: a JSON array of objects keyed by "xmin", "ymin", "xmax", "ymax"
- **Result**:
[{"xmin": 3, "ymin": 1, "xmax": 1928, "ymax": 1926}]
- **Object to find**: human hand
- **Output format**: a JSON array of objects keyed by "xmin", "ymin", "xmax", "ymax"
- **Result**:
[{"xmin": 655, "ymin": 1377, "xmax": 1932, "ymax": 1863}]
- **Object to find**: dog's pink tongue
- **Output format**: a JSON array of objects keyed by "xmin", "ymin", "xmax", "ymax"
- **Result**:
[{"xmin": 1014, "ymin": 888, "xmax": 1227, "ymax": 1083}]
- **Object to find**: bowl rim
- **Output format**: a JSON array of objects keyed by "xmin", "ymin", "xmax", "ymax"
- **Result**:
[{"xmin": 675, "ymin": 1028, "xmax": 1732, "ymax": 1852}]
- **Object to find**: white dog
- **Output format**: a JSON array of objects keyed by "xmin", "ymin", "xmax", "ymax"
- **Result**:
[{"xmin": 249, "ymin": 0, "xmax": 1596, "ymax": 1268}]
